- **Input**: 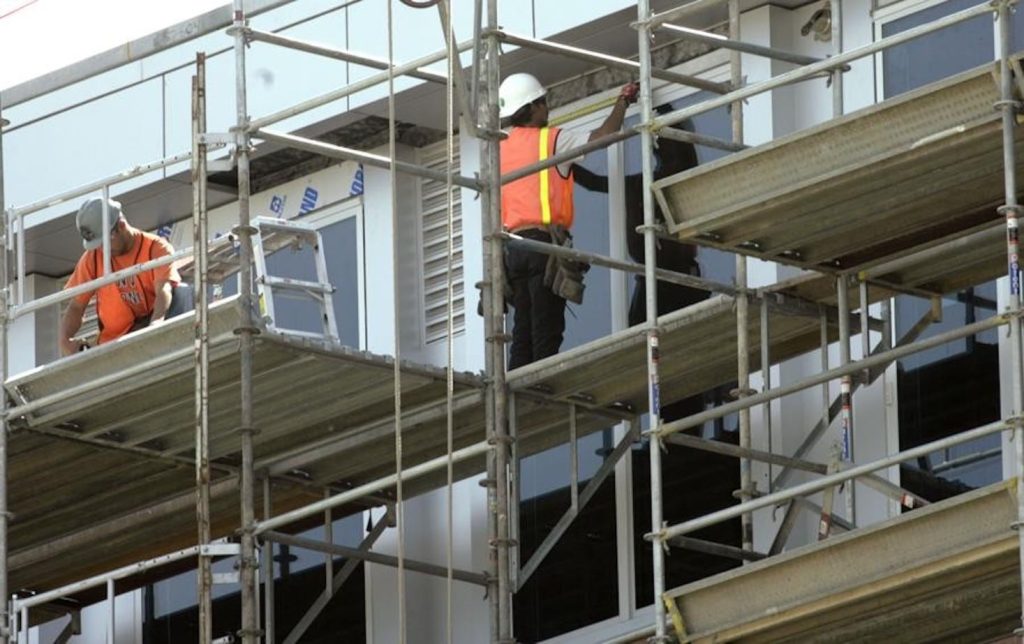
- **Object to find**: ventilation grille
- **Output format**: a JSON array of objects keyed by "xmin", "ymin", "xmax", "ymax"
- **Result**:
[{"xmin": 420, "ymin": 140, "xmax": 465, "ymax": 344}]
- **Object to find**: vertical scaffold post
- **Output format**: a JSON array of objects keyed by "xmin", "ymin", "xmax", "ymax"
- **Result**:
[
  {"xmin": 830, "ymin": 0, "xmax": 843, "ymax": 116},
  {"xmin": 262, "ymin": 479, "xmax": 275, "ymax": 644},
  {"xmin": 231, "ymin": 2, "xmax": 260, "ymax": 642},
  {"xmin": 637, "ymin": 0, "xmax": 668, "ymax": 639},
  {"xmin": 728, "ymin": 0, "xmax": 753, "ymax": 556},
  {"xmin": 482, "ymin": 0, "xmax": 512, "ymax": 640},
  {"xmin": 832, "ymin": 0, "xmax": 854, "ymax": 528},
  {"xmin": 995, "ymin": 0, "xmax": 1024, "ymax": 635},
  {"xmin": 479, "ymin": 1, "xmax": 500, "ymax": 636},
  {"xmin": 837, "ymin": 275, "xmax": 854, "ymax": 527},
  {"xmin": 191, "ymin": 52, "xmax": 213, "ymax": 644},
  {"xmin": 0, "ymin": 97, "xmax": 9, "ymax": 644}
]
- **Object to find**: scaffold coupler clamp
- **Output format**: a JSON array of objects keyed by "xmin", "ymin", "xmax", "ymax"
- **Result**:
[
  {"xmin": 487, "ymin": 331, "xmax": 512, "ymax": 345},
  {"xmin": 732, "ymin": 483, "xmax": 758, "ymax": 502},
  {"xmin": 235, "ymin": 628, "xmax": 264, "ymax": 640},
  {"xmin": 487, "ymin": 434, "xmax": 515, "ymax": 447},
  {"xmin": 489, "ymin": 537, "xmax": 518, "ymax": 548},
  {"xmin": 730, "ymin": 386, "xmax": 758, "ymax": 399},
  {"xmin": 234, "ymin": 424, "xmax": 261, "ymax": 437},
  {"xmin": 991, "ymin": 0, "xmax": 1019, "ymax": 14},
  {"xmin": 635, "ymin": 222, "xmax": 666, "ymax": 236},
  {"xmin": 474, "ymin": 125, "xmax": 507, "ymax": 142},
  {"xmin": 225, "ymin": 23, "xmax": 253, "ymax": 44}
]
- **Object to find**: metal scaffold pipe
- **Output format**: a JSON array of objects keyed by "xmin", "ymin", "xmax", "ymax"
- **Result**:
[
  {"xmin": 649, "ymin": 0, "xmax": 995, "ymax": 132},
  {"xmin": 656, "ymin": 418, "xmax": 1014, "ymax": 541},
  {"xmin": 658, "ymin": 23, "xmax": 825, "ymax": 66},
  {"xmin": 727, "ymin": 0, "xmax": 753, "ymax": 558},
  {"xmin": 385, "ymin": 2, "xmax": 409, "ymax": 640},
  {"xmin": 486, "ymin": 0, "xmax": 514, "ymax": 637},
  {"xmin": 231, "ymin": 1, "xmax": 260, "ymax": 642},
  {"xmin": 488, "ymin": 30, "xmax": 730, "ymax": 94},
  {"xmin": 0, "ymin": 94, "xmax": 9, "ymax": 644},
  {"xmin": 636, "ymin": 0, "xmax": 669, "ymax": 640},
  {"xmin": 9, "ymin": 150, "xmax": 201, "ymax": 219},
  {"xmin": 500, "ymin": 232, "xmax": 737, "ymax": 295},
  {"xmin": 247, "ymin": 39, "xmax": 474, "ymax": 132},
  {"xmin": 658, "ymin": 314, "xmax": 1010, "ymax": 438},
  {"xmin": 253, "ymin": 442, "xmax": 490, "ymax": 534},
  {"xmin": 479, "ymin": 23, "xmax": 501, "ymax": 644},
  {"xmin": 243, "ymin": 27, "xmax": 447, "ymax": 83},
  {"xmin": 254, "ymin": 129, "xmax": 482, "ymax": 190},
  {"xmin": 643, "ymin": 0, "xmax": 726, "ymax": 30},
  {"xmin": 191, "ymin": 52, "xmax": 213, "ymax": 644},
  {"xmin": 995, "ymin": 0, "xmax": 1024, "ymax": 634}
]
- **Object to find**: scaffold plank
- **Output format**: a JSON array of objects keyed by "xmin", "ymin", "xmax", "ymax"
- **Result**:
[
  {"xmin": 654, "ymin": 58, "xmax": 1020, "ymax": 293},
  {"xmin": 663, "ymin": 480, "xmax": 1019, "ymax": 643}
]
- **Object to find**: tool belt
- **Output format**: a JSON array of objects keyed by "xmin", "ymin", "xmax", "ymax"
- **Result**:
[{"xmin": 543, "ymin": 225, "xmax": 590, "ymax": 305}]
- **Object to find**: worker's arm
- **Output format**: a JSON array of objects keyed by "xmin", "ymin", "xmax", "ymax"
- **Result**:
[
  {"xmin": 149, "ymin": 279, "xmax": 173, "ymax": 324},
  {"xmin": 571, "ymin": 163, "xmax": 610, "ymax": 193},
  {"xmin": 587, "ymin": 82, "xmax": 639, "ymax": 142},
  {"xmin": 59, "ymin": 299, "xmax": 88, "ymax": 356}
]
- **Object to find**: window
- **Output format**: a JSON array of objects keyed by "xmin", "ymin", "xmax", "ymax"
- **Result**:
[
  {"xmin": 879, "ymin": 0, "xmax": 1004, "ymax": 494},
  {"xmin": 418, "ymin": 140, "xmax": 465, "ymax": 344}
]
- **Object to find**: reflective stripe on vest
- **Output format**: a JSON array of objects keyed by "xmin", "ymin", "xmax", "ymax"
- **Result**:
[
  {"xmin": 538, "ymin": 127, "xmax": 552, "ymax": 225},
  {"xmin": 500, "ymin": 127, "xmax": 575, "ymax": 231}
]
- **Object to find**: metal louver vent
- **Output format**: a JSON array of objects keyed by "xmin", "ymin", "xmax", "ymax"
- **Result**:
[{"xmin": 419, "ymin": 140, "xmax": 465, "ymax": 344}]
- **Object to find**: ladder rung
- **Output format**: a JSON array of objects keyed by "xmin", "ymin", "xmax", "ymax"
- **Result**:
[
  {"xmin": 262, "ymin": 276, "xmax": 333, "ymax": 293},
  {"xmin": 256, "ymin": 217, "xmax": 319, "ymax": 237}
]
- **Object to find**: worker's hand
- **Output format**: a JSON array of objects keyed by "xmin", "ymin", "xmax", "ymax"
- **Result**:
[
  {"xmin": 59, "ymin": 337, "xmax": 84, "ymax": 357},
  {"xmin": 619, "ymin": 82, "xmax": 640, "ymax": 106}
]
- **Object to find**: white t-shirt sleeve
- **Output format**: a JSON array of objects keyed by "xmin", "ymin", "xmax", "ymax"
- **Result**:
[{"xmin": 552, "ymin": 128, "xmax": 590, "ymax": 178}]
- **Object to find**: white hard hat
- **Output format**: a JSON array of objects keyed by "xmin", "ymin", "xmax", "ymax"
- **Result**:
[{"xmin": 499, "ymin": 73, "xmax": 547, "ymax": 119}]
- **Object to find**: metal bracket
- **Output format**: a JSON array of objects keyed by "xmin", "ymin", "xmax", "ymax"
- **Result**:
[
  {"xmin": 199, "ymin": 132, "xmax": 236, "ymax": 146},
  {"xmin": 213, "ymin": 571, "xmax": 240, "ymax": 585},
  {"xmin": 207, "ymin": 157, "xmax": 236, "ymax": 173},
  {"xmin": 201, "ymin": 543, "xmax": 242, "ymax": 557}
]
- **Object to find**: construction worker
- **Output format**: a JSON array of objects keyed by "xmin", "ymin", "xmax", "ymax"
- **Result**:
[
  {"xmin": 59, "ymin": 197, "xmax": 189, "ymax": 356},
  {"xmin": 573, "ymin": 116, "xmax": 707, "ymax": 325},
  {"xmin": 573, "ymin": 117, "xmax": 710, "ymax": 423},
  {"xmin": 499, "ymin": 72, "xmax": 638, "ymax": 369}
]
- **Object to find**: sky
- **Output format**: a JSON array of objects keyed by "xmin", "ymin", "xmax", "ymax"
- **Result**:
[{"xmin": 0, "ymin": 0, "xmax": 227, "ymax": 90}]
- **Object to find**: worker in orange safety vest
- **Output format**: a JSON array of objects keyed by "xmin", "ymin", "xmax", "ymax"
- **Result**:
[
  {"xmin": 499, "ymin": 72, "xmax": 638, "ymax": 369},
  {"xmin": 59, "ymin": 198, "xmax": 191, "ymax": 355}
]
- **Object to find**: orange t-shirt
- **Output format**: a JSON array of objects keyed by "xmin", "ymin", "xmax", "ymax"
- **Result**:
[{"xmin": 64, "ymin": 230, "xmax": 180, "ymax": 344}]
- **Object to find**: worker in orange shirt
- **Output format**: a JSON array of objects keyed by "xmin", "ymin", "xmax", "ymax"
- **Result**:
[
  {"xmin": 59, "ymin": 198, "xmax": 187, "ymax": 355},
  {"xmin": 499, "ymin": 73, "xmax": 638, "ymax": 369}
]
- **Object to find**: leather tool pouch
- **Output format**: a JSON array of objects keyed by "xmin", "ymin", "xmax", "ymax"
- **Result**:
[{"xmin": 543, "ymin": 226, "xmax": 590, "ymax": 305}]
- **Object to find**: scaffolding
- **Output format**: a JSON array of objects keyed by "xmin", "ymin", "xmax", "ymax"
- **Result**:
[{"xmin": 0, "ymin": 0, "xmax": 1022, "ymax": 641}]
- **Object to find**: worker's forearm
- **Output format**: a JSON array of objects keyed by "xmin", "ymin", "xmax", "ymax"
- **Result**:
[
  {"xmin": 588, "ymin": 98, "xmax": 629, "ymax": 142},
  {"xmin": 150, "ymin": 283, "xmax": 173, "ymax": 322},
  {"xmin": 59, "ymin": 305, "xmax": 85, "ymax": 356}
]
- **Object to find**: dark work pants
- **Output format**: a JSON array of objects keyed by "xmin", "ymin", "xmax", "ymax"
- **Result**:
[
  {"xmin": 629, "ymin": 267, "xmax": 709, "ymax": 424},
  {"xmin": 127, "ymin": 283, "xmax": 196, "ymax": 333},
  {"xmin": 506, "ymin": 229, "xmax": 566, "ymax": 370}
]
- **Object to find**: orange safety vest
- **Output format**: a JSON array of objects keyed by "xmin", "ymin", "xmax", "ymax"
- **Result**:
[{"xmin": 500, "ymin": 127, "xmax": 575, "ymax": 231}]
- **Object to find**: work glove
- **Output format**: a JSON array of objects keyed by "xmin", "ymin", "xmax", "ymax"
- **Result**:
[{"xmin": 620, "ymin": 82, "xmax": 640, "ymax": 105}]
